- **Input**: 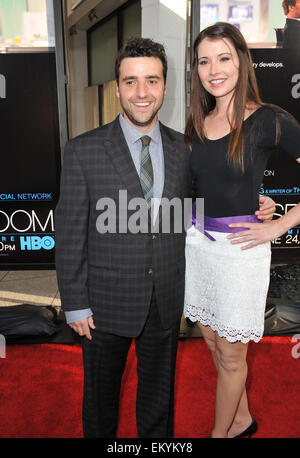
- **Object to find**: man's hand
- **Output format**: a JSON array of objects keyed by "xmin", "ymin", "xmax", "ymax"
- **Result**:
[
  {"xmin": 69, "ymin": 316, "xmax": 95, "ymax": 340},
  {"xmin": 255, "ymin": 195, "xmax": 276, "ymax": 221}
]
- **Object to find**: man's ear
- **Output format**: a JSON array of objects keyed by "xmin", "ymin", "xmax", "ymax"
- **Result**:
[{"xmin": 116, "ymin": 81, "xmax": 120, "ymax": 99}]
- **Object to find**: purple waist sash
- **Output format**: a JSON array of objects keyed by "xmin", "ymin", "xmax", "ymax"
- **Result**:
[{"xmin": 192, "ymin": 212, "xmax": 261, "ymax": 242}]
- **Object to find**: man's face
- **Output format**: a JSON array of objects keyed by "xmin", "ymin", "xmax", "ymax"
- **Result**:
[
  {"xmin": 288, "ymin": 0, "xmax": 300, "ymax": 18},
  {"xmin": 116, "ymin": 56, "xmax": 167, "ymax": 133}
]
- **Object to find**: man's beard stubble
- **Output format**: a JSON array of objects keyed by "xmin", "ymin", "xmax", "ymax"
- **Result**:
[{"xmin": 123, "ymin": 107, "xmax": 159, "ymax": 128}]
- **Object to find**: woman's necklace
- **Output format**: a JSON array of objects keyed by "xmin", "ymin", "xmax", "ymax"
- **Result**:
[
  {"xmin": 210, "ymin": 109, "xmax": 231, "ymax": 124},
  {"xmin": 214, "ymin": 111, "xmax": 229, "ymax": 123},
  {"xmin": 217, "ymin": 116, "xmax": 229, "ymax": 123}
]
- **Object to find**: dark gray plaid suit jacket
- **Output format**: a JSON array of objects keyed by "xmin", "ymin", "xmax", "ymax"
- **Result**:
[{"xmin": 55, "ymin": 116, "xmax": 192, "ymax": 337}]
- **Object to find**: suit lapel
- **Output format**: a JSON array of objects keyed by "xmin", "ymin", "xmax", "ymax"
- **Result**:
[
  {"xmin": 104, "ymin": 117, "xmax": 144, "ymax": 201},
  {"xmin": 160, "ymin": 123, "xmax": 179, "ymax": 201}
]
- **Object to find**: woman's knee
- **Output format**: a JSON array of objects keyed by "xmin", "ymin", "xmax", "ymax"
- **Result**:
[
  {"xmin": 215, "ymin": 341, "xmax": 248, "ymax": 374},
  {"xmin": 196, "ymin": 322, "xmax": 217, "ymax": 353},
  {"xmin": 206, "ymin": 337, "xmax": 217, "ymax": 354}
]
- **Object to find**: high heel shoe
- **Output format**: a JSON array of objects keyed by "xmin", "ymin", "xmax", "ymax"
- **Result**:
[{"xmin": 233, "ymin": 418, "xmax": 258, "ymax": 438}]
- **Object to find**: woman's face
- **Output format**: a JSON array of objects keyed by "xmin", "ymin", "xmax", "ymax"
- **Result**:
[{"xmin": 197, "ymin": 37, "xmax": 240, "ymax": 103}]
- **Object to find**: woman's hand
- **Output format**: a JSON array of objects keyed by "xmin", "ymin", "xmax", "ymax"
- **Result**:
[
  {"xmin": 227, "ymin": 219, "xmax": 283, "ymax": 250},
  {"xmin": 228, "ymin": 203, "xmax": 300, "ymax": 249}
]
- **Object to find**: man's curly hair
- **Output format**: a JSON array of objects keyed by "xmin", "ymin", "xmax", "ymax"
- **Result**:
[{"xmin": 115, "ymin": 37, "xmax": 168, "ymax": 84}]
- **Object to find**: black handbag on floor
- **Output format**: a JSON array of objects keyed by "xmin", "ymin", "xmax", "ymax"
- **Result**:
[{"xmin": 0, "ymin": 304, "xmax": 59, "ymax": 338}]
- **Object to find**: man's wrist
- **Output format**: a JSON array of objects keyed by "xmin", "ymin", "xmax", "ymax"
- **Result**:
[{"xmin": 64, "ymin": 308, "xmax": 93, "ymax": 324}]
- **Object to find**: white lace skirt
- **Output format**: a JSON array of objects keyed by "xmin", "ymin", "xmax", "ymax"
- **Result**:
[{"xmin": 184, "ymin": 225, "xmax": 271, "ymax": 344}]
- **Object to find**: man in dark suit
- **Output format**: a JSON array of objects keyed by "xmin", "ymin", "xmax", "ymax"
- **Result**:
[
  {"xmin": 282, "ymin": 0, "xmax": 300, "ymax": 47},
  {"xmin": 55, "ymin": 37, "xmax": 192, "ymax": 438}
]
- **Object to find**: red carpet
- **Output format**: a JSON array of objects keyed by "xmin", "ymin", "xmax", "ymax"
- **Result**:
[{"xmin": 0, "ymin": 337, "xmax": 299, "ymax": 438}]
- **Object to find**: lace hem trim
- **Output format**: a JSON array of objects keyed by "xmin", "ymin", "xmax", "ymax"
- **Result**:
[{"xmin": 184, "ymin": 304, "xmax": 263, "ymax": 344}]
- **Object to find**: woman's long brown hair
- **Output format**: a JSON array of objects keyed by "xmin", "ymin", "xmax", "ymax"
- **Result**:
[{"xmin": 185, "ymin": 22, "xmax": 263, "ymax": 171}]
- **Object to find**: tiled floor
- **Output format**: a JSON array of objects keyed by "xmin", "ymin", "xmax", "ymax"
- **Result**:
[{"xmin": 0, "ymin": 271, "xmax": 61, "ymax": 307}]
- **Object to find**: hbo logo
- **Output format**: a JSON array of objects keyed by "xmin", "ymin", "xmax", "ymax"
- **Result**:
[{"xmin": 20, "ymin": 236, "xmax": 55, "ymax": 251}]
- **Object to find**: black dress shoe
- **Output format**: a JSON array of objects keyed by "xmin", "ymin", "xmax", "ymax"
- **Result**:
[{"xmin": 233, "ymin": 418, "xmax": 258, "ymax": 438}]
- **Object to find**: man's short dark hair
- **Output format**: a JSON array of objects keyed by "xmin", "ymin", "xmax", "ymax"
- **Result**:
[
  {"xmin": 115, "ymin": 37, "xmax": 168, "ymax": 85},
  {"xmin": 282, "ymin": 0, "xmax": 296, "ymax": 15}
]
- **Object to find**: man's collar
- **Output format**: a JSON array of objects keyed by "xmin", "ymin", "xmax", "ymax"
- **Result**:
[{"xmin": 119, "ymin": 112, "xmax": 160, "ymax": 144}]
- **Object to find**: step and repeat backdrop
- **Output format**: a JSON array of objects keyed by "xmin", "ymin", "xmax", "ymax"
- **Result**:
[
  {"xmin": 251, "ymin": 47, "xmax": 300, "ymax": 263},
  {"xmin": 0, "ymin": 52, "xmax": 61, "ymax": 269},
  {"xmin": 0, "ymin": 47, "xmax": 299, "ymax": 268}
]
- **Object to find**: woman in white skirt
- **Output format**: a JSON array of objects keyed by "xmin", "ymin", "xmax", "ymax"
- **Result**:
[{"xmin": 184, "ymin": 22, "xmax": 300, "ymax": 438}]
